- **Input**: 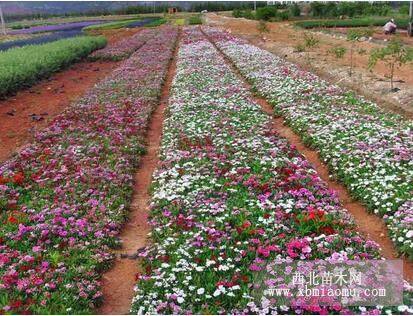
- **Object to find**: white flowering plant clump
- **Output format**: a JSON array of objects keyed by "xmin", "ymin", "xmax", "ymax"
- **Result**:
[
  {"xmin": 203, "ymin": 26, "xmax": 413, "ymax": 259},
  {"xmin": 130, "ymin": 27, "xmax": 412, "ymax": 315}
]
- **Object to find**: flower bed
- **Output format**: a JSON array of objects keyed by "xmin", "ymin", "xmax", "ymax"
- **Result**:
[
  {"xmin": 130, "ymin": 27, "xmax": 410, "ymax": 315},
  {"xmin": 89, "ymin": 28, "xmax": 157, "ymax": 61},
  {"xmin": 0, "ymin": 26, "xmax": 178, "ymax": 314},
  {"xmin": 0, "ymin": 36, "xmax": 107, "ymax": 98},
  {"xmin": 203, "ymin": 26, "xmax": 413, "ymax": 259}
]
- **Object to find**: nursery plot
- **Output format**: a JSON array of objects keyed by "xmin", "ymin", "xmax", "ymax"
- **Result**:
[
  {"xmin": 0, "ymin": 36, "xmax": 107, "ymax": 98},
  {"xmin": 0, "ymin": 26, "xmax": 178, "ymax": 314},
  {"xmin": 203, "ymin": 27, "xmax": 413, "ymax": 259},
  {"xmin": 89, "ymin": 28, "xmax": 156, "ymax": 61},
  {"xmin": 130, "ymin": 27, "xmax": 411, "ymax": 315}
]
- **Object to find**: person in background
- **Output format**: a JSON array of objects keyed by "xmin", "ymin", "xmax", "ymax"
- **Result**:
[{"xmin": 383, "ymin": 18, "xmax": 397, "ymax": 35}]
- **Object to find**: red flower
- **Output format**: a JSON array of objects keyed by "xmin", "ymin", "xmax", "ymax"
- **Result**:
[
  {"xmin": 242, "ymin": 220, "xmax": 251, "ymax": 229},
  {"xmin": 8, "ymin": 215, "xmax": 18, "ymax": 225},
  {"xmin": 0, "ymin": 175, "xmax": 7, "ymax": 185},
  {"xmin": 12, "ymin": 172, "xmax": 24, "ymax": 185},
  {"xmin": 320, "ymin": 226, "xmax": 335, "ymax": 235},
  {"xmin": 135, "ymin": 273, "xmax": 141, "ymax": 281},
  {"xmin": 10, "ymin": 300, "xmax": 23, "ymax": 309}
]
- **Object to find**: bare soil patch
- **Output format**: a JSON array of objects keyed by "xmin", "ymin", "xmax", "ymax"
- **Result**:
[
  {"xmin": 205, "ymin": 13, "xmax": 413, "ymax": 119},
  {"xmin": 0, "ymin": 59, "xmax": 119, "ymax": 163}
]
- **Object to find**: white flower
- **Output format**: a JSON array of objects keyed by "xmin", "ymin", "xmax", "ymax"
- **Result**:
[
  {"xmin": 197, "ymin": 288, "xmax": 205, "ymax": 295},
  {"xmin": 177, "ymin": 297, "xmax": 185, "ymax": 304}
]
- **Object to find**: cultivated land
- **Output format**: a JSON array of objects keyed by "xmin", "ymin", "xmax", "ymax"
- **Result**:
[
  {"xmin": 0, "ymin": 12, "xmax": 412, "ymax": 315},
  {"xmin": 206, "ymin": 13, "xmax": 413, "ymax": 118}
]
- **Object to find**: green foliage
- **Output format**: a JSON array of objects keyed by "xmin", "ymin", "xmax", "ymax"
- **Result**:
[
  {"xmin": 276, "ymin": 11, "xmax": 290, "ymax": 21},
  {"xmin": 257, "ymin": 20, "xmax": 269, "ymax": 34},
  {"xmin": 83, "ymin": 18, "xmax": 141, "ymax": 30},
  {"xmin": 188, "ymin": 15, "xmax": 203, "ymax": 25},
  {"xmin": 294, "ymin": 43, "xmax": 306, "ymax": 53},
  {"xmin": 0, "ymin": 36, "xmax": 106, "ymax": 98},
  {"xmin": 256, "ymin": 6, "xmax": 278, "ymax": 21},
  {"xmin": 398, "ymin": 4, "xmax": 410, "ymax": 15},
  {"xmin": 145, "ymin": 18, "xmax": 167, "ymax": 27},
  {"xmin": 303, "ymin": 32, "xmax": 320, "ymax": 49},
  {"xmin": 368, "ymin": 38, "xmax": 413, "ymax": 90},
  {"xmin": 289, "ymin": 3, "xmax": 301, "ymax": 17},
  {"xmin": 328, "ymin": 46, "xmax": 347, "ymax": 59},
  {"xmin": 310, "ymin": 1, "xmax": 392, "ymax": 18},
  {"xmin": 295, "ymin": 17, "xmax": 410, "ymax": 29}
]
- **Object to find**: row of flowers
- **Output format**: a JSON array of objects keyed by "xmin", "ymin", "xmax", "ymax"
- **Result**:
[
  {"xmin": 0, "ymin": 26, "xmax": 178, "ymax": 314},
  {"xmin": 130, "ymin": 27, "xmax": 412, "ymax": 315},
  {"xmin": 89, "ymin": 28, "xmax": 157, "ymax": 61},
  {"xmin": 202, "ymin": 27, "xmax": 413, "ymax": 259}
]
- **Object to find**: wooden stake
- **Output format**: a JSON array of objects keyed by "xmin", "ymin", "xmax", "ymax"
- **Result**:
[{"xmin": 0, "ymin": 5, "xmax": 6, "ymax": 36}]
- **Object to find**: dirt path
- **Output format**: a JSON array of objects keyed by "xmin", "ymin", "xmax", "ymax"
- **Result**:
[
  {"xmin": 0, "ymin": 28, "xmax": 143, "ymax": 164},
  {"xmin": 202, "ymin": 28, "xmax": 413, "ymax": 283},
  {"xmin": 205, "ymin": 13, "xmax": 413, "ymax": 119},
  {"xmin": 0, "ymin": 59, "xmax": 119, "ymax": 163},
  {"xmin": 97, "ymin": 32, "xmax": 180, "ymax": 315}
]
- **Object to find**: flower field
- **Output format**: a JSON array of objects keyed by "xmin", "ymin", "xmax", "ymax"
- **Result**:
[
  {"xmin": 0, "ymin": 26, "xmax": 177, "ymax": 314},
  {"xmin": 203, "ymin": 27, "xmax": 413, "ymax": 259},
  {"xmin": 130, "ymin": 27, "xmax": 412, "ymax": 315},
  {"xmin": 89, "ymin": 28, "xmax": 156, "ymax": 61}
]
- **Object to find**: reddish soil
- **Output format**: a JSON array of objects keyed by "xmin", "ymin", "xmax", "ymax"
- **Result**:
[
  {"xmin": 97, "ymin": 31, "xmax": 180, "ymax": 315},
  {"xmin": 203, "ymin": 28, "xmax": 413, "ymax": 283},
  {"xmin": 324, "ymin": 26, "xmax": 413, "ymax": 46},
  {"xmin": 206, "ymin": 14, "xmax": 413, "ymax": 118},
  {"xmin": 0, "ymin": 28, "xmax": 143, "ymax": 164},
  {"xmin": 0, "ymin": 59, "xmax": 119, "ymax": 163},
  {"xmin": 88, "ymin": 28, "xmax": 142, "ymax": 45}
]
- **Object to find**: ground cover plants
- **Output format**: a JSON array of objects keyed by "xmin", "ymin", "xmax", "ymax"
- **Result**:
[
  {"xmin": 0, "ymin": 26, "xmax": 178, "ymax": 314},
  {"xmin": 89, "ymin": 28, "xmax": 156, "ymax": 61},
  {"xmin": 0, "ymin": 35, "xmax": 106, "ymax": 98},
  {"xmin": 130, "ymin": 27, "xmax": 412, "ymax": 314},
  {"xmin": 11, "ymin": 21, "xmax": 104, "ymax": 34},
  {"xmin": 203, "ymin": 26, "xmax": 413, "ymax": 259}
]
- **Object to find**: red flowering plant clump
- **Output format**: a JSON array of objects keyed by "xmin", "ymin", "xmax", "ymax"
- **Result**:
[
  {"xmin": 294, "ymin": 206, "xmax": 338, "ymax": 236},
  {"xmin": 0, "ymin": 26, "xmax": 178, "ymax": 314}
]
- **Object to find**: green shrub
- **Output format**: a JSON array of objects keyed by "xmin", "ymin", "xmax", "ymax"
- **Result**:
[
  {"xmin": 399, "ymin": 4, "xmax": 409, "ymax": 15},
  {"xmin": 256, "ymin": 6, "xmax": 278, "ymax": 21},
  {"xmin": 276, "ymin": 11, "xmax": 290, "ymax": 21},
  {"xmin": 0, "ymin": 36, "xmax": 106, "ymax": 98},
  {"xmin": 188, "ymin": 15, "xmax": 203, "ymax": 25},
  {"xmin": 328, "ymin": 46, "xmax": 347, "ymax": 59},
  {"xmin": 295, "ymin": 17, "xmax": 410, "ymax": 29},
  {"xmin": 257, "ymin": 20, "xmax": 269, "ymax": 34},
  {"xmin": 310, "ymin": 1, "xmax": 393, "ymax": 18},
  {"xmin": 289, "ymin": 3, "xmax": 301, "ymax": 17}
]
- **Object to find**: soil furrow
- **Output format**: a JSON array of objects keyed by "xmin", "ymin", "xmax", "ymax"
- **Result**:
[
  {"xmin": 201, "ymin": 27, "xmax": 413, "ymax": 283},
  {"xmin": 97, "ymin": 30, "xmax": 180, "ymax": 315}
]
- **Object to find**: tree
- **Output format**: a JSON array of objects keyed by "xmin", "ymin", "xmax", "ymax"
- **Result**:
[
  {"xmin": 346, "ymin": 30, "xmax": 365, "ymax": 77},
  {"xmin": 257, "ymin": 20, "xmax": 269, "ymax": 36},
  {"xmin": 368, "ymin": 38, "xmax": 413, "ymax": 91},
  {"xmin": 289, "ymin": 3, "xmax": 301, "ymax": 17},
  {"xmin": 255, "ymin": 6, "xmax": 277, "ymax": 21},
  {"xmin": 302, "ymin": 32, "xmax": 320, "ymax": 65}
]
